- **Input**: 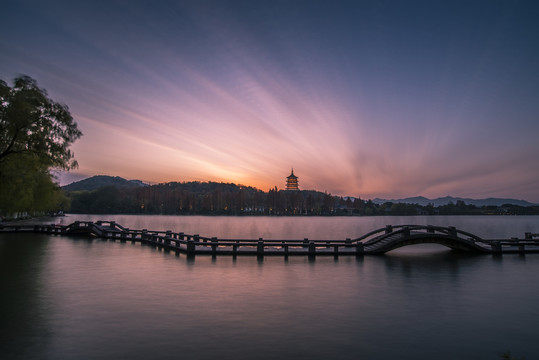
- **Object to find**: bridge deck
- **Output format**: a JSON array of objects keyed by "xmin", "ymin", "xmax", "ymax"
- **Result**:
[{"xmin": 1, "ymin": 221, "xmax": 538, "ymax": 256}]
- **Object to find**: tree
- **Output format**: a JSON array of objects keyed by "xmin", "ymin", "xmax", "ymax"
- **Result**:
[
  {"xmin": 0, "ymin": 75, "xmax": 82, "ymax": 217},
  {"xmin": 0, "ymin": 75, "xmax": 82, "ymax": 168}
]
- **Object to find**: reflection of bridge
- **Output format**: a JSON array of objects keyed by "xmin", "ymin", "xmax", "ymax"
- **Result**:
[{"xmin": 1, "ymin": 221, "xmax": 539, "ymax": 256}]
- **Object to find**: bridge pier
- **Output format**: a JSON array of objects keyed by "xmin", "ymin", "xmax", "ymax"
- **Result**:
[
  {"xmin": 491, "ymin": 241, "xmax": 502, "ymax": 253},
  {"xmin": 257, "ymin": 239, "xmax": 264, "ymax": 257},
  {"xmin": 356, "ymin": 242, "xmax": 364, "ymax": 255},
  {"xmin": 211, "ymin": 237, "xmax": 218, "ymax": 254},
  {"xmin": 308, "ymin": 241, "xmax": 316, "ymax": 256},
  {"xmin": 142, "ymin": 230, "xmax": 148, "ymax": 242},
  {"xmin": 187, "ymin": 239, "xmax": 195, "ymax": 254}
]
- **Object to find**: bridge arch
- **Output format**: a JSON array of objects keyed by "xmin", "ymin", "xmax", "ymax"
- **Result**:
[{"xmin": 358, "ymin": 225, "xmax": 491, "ymax": 254}]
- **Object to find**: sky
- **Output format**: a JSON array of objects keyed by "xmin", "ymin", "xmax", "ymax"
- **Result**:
[{"xmin": 2, "ymin": 0, "xmax": 539, "ymax": 201}]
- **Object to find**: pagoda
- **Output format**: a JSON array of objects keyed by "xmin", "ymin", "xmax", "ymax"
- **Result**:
[{"xmin": 286, "ymin": 169, "xmax": 299, "ymax": 190}]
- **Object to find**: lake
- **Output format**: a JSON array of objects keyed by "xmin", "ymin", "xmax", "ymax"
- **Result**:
[{"xmin": 1, "ymin": 215, "xmax": 539, "ymax": 359}]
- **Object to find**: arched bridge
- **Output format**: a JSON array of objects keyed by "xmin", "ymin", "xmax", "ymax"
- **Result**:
[{"xmin": 354, "ymin": 225, "xmax": 492, "ymax": 254}]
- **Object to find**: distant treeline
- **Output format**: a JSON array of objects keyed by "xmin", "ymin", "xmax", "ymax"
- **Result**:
[{"xmin": 66, "ymin": 181, "xmax": 539, "ymax": 216}]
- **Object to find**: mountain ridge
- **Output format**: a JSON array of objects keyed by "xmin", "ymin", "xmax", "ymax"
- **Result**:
[
  {"xmin": 371, "ymin": 196, "xmax": 537, "ymax": 207},
  {"xmin": 62, "ymin": 175, "xmax": 147, "ymax": 191}
]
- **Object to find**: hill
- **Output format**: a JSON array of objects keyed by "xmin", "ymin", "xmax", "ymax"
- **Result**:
[
  {"xmin": 62, "ymin": 175, "xmax": 147, "ymax": 192},
  {"xmin": 371, "ymin": 196, "xmax": 537, "ymax": 207}
]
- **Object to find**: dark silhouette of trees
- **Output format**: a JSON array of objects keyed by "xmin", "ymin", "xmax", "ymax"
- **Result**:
[
  {"xmin": 0, "ymin": 75, "xmax": 82, "ymax": 217},
  {"xmin": 66, "ymin": 181, "xmax": 539, "ymax": 216},
  {"xmin": 0, "ymin": 76, "xmax": 81, "ymax": 168},
  {"xmin": 68, "ymin": 182, "xmax": 345, "ymax": 215}
]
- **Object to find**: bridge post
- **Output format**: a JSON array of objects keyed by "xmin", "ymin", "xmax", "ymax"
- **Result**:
[
  {"xmin": 448, "ymin": 226, "xmax": 457, "ymax": 238},
  {"xmin": 385, "ymin": 225, "xmax": 393, "ymax": 234},
  {"xmin": 491, "ymin": 241, "xmax": 502, "ymax": 254},
  {"xmin": 308, "ymin": 241, "xmax": 316, "ymax": 256},
  {"xmin": 427, "ymin": 225, "xmax": 435, "ymax": 233},
  {"xmin": 257, "ymin": 238, "xmax": 264, "ymax": 257},
  {"xmin": 525, "ymin": 232, "xmax": 532, "ymax": 240},
  {"xmin": 187, "ymin": 239, "xmax": 195, "ymax": 254},
  {"xmin": 402, "ymin": 227, "xmax": 410, "ymax": 237},
  {"xmin": 142, "ymin": 229, "xmax": 148, "ymax": 242},
  {"xmin": 356, "ymin": 242, "xmax": 364, "ymax": 255},
  {"xmin": 211, "ymin": 237, "xmax": 218, "ymax": 254},
  {"xmin": 303, "ymin": 238, "xmax": 309, "ymax": 248},
  {"xmin": 165, "ymin": 231, "xmax": 172, "ymax": 245},
  {"xmin": 233, "ymin": 241, "xmax": 239, "ymax": 255},
  {"xmin": 345, "ymin": 238, "xmax": 352, "ymax": 247}
]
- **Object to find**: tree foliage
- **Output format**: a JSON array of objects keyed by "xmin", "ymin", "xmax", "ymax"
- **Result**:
[
  {"xmin": 0, "ymin": 75, "xmax": 82, "ymax": 169},
  {"xmin": 0, "ymin": 75, "xmax": 81, "ymax": 217}
]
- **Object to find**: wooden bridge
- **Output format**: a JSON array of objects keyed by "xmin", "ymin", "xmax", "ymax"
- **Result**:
[{"xmin": 1, "ymin": 221, "xmax": 539, "ymax": 256}]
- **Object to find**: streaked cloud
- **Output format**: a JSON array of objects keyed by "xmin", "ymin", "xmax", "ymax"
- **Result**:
[{"xmin": 2, "ymin": 0, "xmax": 538, "ymax": 201}]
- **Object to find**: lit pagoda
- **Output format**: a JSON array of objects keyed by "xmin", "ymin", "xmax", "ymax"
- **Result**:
[{"xmin": 286, "ymin": 169, "xmax": 299, "ymax": 190}]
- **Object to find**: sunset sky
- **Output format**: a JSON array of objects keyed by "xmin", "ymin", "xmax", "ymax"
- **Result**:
[{"xmin": 2, "ymin": 0, "xmax": 539, "ymax": 201}]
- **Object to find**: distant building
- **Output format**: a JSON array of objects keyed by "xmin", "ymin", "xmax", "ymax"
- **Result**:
[{"xmin": 286, "ymin": 169, "xmax": 299, "ymax": 190}]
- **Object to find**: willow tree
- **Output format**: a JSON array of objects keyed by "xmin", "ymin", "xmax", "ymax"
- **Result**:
[{"xmin": 0, "ymin": 75, "xmax": 82, "ymax": 217}]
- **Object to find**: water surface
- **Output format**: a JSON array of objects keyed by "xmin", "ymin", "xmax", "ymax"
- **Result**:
[{"xmin": 1, "ymin": 215, "xmax": 538, "ymax": 359}]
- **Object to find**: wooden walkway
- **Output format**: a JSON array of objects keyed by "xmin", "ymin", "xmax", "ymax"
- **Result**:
[{"xmin": 1, "ymin": 221, "xmax": 538, "ymax": 256}]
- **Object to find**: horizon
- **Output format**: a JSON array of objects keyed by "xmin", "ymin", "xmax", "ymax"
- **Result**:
[
  {"xmin": 59, "ymin": 173, "xmax": 538, "ymax": 204},
  {"xmin": 3, "ymin": 1, "xmax": 539, "ymax": 202}
]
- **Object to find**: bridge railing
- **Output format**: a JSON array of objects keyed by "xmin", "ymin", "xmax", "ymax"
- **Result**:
[
  {"xmin": 353, "ymin": 225, "xmax": 429, "ymax": 243},
  {"xmin": 0, "ymin": 224, "xmax": 36, "ymax": 232}
]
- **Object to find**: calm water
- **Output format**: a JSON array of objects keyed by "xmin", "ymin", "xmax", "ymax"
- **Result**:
[{"xmin": 2, "ymin": 215, "xmax": 539, "ymax": 360}]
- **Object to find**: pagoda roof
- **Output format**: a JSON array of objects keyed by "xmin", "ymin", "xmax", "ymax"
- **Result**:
[{"xmin": 287, "ymin": 169, "xmax": 298, "ymax": 179}]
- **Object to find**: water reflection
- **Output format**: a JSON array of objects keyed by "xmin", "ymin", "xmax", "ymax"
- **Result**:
[{"xmin": 0, "ymin": 234, "xmax": 52, "ymax": 359}]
